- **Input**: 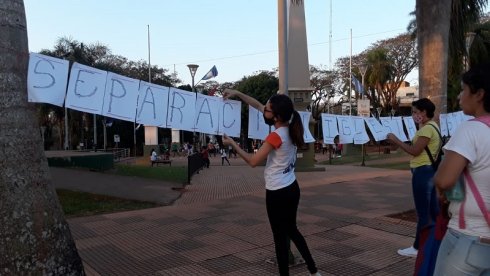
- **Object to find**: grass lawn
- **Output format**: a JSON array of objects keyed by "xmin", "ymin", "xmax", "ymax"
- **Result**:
[
  {"xmin": 57, "ymin": 189, "xmax": 160, "ymax": 217},
  {"xmin": 112, "ymin": 163, "xmax": 188, "ymax": 183},
  {"xmin": 317, "ymin": 149, "xmax": 412, "ymax": 170},
  {"xmin": 57, "ymin": 159, "xmax": 188, "ymax": 217}
]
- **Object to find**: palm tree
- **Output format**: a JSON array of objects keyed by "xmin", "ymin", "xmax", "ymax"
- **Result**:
[
  {"xmin": 416, "ymin": 0, "xmax": 452, "ymax": 116},
  {"xmin": 415, "ymin": 0, "xmax": 488, "ymax": 116},
  {"xmin": 0, "ymin": 0, "xmax": 84, "ymax": 274}
]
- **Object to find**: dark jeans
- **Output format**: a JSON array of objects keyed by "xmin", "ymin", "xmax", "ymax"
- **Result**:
[
  {"xmin": 411, "ymin": 165, "xmax": 438, "ymax": 249},
  {"xmin": 221, "ymin": 157, "xmax": 230, "ymax": 165},
  {"xmin": 266, "ymin": 181, "xmax": 317, "ymax": 276}
]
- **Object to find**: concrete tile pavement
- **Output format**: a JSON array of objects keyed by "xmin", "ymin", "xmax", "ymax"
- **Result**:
[{"xmin": 66, "ymin": 156, "xmax": 418, "ymax": 275}]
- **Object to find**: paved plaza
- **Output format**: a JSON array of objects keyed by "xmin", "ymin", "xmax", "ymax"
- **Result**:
[{"xmin": 58, "ymin": 155, "xmax": 417, "ymax": 275}]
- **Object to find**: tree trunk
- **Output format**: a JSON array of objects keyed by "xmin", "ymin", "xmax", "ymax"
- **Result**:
[
  {"xmin": 416, "ymin": 0, "xmax": 452, "ymax": 118},
  {"xmin": 0, "ymin": 1, "xmax": 85, "ymax": 274}
]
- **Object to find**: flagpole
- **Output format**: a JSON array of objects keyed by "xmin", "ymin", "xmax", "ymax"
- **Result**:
[
  {"xmin": 329, "ymin": 0, "xmax": 332, "ymax": 70},
  {"xmin": 349, "ymin": 28, "xmax": 352, "ymax": 116},
  {"xmin": 148, "ymin": 24, "xmax": 151, "ymax": 83}
]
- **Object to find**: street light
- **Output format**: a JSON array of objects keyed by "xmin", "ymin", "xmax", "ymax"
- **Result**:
[
  {"xmin": 465, "ymin": 32, "xmax": 476, "ymax": 71},
  {"xmin": 376, "ymin": 107, "xmax": 382, "ymax": 119},
  {"xmin": 358, "ymin": 63, "xmax": 368, "ymax": 99},
  {"xmin": 187, "ymin": 64, "xmax": 199, "ymax": 148}
]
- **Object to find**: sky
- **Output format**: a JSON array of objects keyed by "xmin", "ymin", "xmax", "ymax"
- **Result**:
[{"xmin": 24, "ymin": 0, "xmax": 418, "ymax": 87}]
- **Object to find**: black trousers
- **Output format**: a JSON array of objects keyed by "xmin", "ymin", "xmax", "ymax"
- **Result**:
[{"xmin": 266, "ymin": 181, "xmax": 317, "ymax": 276}]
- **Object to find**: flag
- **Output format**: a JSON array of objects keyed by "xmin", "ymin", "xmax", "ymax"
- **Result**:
[
  {"xmin": 352, "ymin": 76, "xmax": 364, "ymax": 95},
  {"xmin": 201, "ymin": 65, "xmax": 218, "ymax": 81}
]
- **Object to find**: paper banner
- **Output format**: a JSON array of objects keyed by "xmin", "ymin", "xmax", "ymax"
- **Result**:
[
  {"xmin": 27, "ymin": 53, "xmax": 69, "ymax": 107},
  {"xmin": 102, "ymin": 72, "xmax": 140, "ymax": 122},
  {"xmin": 65, "ymin": 63, "xmax": 108, "ymax": 114},
  {"xmin": 321, "ymin": 114, "xmax": 339, "ymax": 144},
  {"xmin": 136, "ymin": 81, "xmax": 169, "ymax": 127},
  {"xmin": 219, "ymin": 99, "xmax": 241, "ymax": 138},
  {"xmin": 298, "ymin": 111, "xmax": 315, "ymax": 143}
]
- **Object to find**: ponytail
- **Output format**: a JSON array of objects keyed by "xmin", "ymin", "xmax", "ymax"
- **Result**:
[{"xmin": 289, "ymin": 110, "xmax": 305, "ymax": 148}]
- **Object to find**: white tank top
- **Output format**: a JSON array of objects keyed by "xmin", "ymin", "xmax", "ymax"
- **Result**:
[{"xmin": 264, "ymin": 127, "xmax": 296, "ymax": 190}]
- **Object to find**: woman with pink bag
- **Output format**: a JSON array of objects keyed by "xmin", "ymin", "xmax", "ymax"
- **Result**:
[{"xmin": 434, "ymin": 63, "xmax": 490, "ymax": 275}]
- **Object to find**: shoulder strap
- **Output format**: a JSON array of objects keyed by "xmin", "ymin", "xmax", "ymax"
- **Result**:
[
  {"xmin": 471, "ymin": 115, "xmax": 490, "ymax": 127},
  {"xmin": 424, "ymin": 123, "xmax": 443, "ymax": 164},
  {"xmin": 427, "ymin": 122, "xmax": 443, "ymax": 140},
  {"xmin": 458, "ymin": 116, "xmax": 490, "ymax": 229},
  {"xmin": 459, "ymin": 168, "xmax": 490, "ymax": 228},
  {"xmin": 424, "ymin": 147, "xmax": 436, "ymax": 166}
]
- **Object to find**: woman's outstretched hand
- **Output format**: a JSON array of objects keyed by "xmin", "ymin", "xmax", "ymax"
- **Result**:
[
  {"xmin": 222, "ymin": 134, "xmax": 233, "ymax": 146},
  {"xmin": 222, "ymin": 89, "xmax": 240, "ymax": 100}
]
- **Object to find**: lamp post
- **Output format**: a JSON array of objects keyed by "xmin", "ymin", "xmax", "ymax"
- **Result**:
[
  {"xmin": 465, "ymin": 32, "xmax": 476, "ymax": 71},
  {"xmin": 358, "ymin": 63, "xmax": 368, "ymax": 166},
  {"xmin": 60, "ymin": 53, "xmax": 71, "ymax": 150},
  {"xmin": 359, "ymin": 63, "xmax": 368, "ymax": 99},
  {"xmin": 187, "ymin": 64, "xmax": 199, "ymax": 148}
]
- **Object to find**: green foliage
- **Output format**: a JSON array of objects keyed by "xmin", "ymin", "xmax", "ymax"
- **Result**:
[
  {"xmin": 56, "ymin": 189, "xmax": 159, "ymax": 217},
  {"xmin": 233, "ymin": 71, "xmax": 279, "ymax": 140}
]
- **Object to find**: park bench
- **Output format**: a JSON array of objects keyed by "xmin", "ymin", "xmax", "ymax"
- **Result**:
[{"xmin": 151, "ymin": 155, "xmax": 172, "ymax": 167}]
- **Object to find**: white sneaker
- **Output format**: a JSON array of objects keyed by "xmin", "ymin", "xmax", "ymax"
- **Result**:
[{"xmin": 397, "ymin": 246, "xmax": 418, "ymax": 257}]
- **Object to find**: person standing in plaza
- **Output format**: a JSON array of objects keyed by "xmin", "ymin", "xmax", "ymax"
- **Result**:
[
  {"xmin": 387, "ymin": 98, "xmax": 441, "ymax": 258},
  {"xmin": 201, "ymin": 146, "xmax": 210, "ymax": 168},
  {"xmin": 433, "ymin": 63, "xmax": 490, "ymax": 275},
  {"xmin": 222, "ymin": 89, "xmax": 320, "ymax": 276},
  {"xmin": 220, "ymin": 148, "xmax": 230, "ymax": 166}
]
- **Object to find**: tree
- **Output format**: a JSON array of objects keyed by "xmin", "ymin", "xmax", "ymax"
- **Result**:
[
  {"xmin": 0, "ymin": 0, "xmax": 85, "ymax": 274},
  {"xmin": 233, "ymin": 71, "xmax": 278, "ymax": 147},
  {"xmin": 415, "ymin": 0, "xmax": 488, "ymax": 117},
  {"xmin": 309, "ymin": 66, "xmax": 339, "ymax": 118},
  {"xmin": 335, "ymin": 33, "xmax": 418, "ymax": 110},
  {"xmin": 368, "ymin": 34, "xmax": 418, "ymax": 109}
]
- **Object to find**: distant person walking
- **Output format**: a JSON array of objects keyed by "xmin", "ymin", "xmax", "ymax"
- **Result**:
[
  {"xmin": 201, "ymin": 146, "xmax": 210, "ymax": 168},
  {"xmin": 222, "ymin": 89, "xmax": 320, "ymax": 276},
  {"xmin": 220, "ymin": 148, "xmax": 230, "ymax": 166}
]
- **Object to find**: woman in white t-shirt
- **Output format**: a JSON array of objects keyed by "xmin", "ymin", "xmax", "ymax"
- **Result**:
[
  {"xmin": 150, "ymin": 149, "xmax": 158, "ymax": 162},
  {"xmin": 222, "ymin": 89, "xmax": 320, "ymax": 276},
  {"xmin": 434, "ymin": 63, "xmax": 490, "ymax": 274}
]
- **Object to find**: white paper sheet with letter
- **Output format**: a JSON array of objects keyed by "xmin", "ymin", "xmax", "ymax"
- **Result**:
[
  {"xmin": 403, "ymin": 116, "xmax": 417, "ymax": 140},
  {"xmin": 352, "ymin": 116, "xmax": 369, "ymax": 144},
  {"xmin": 248, "ymin": 106, "xmax": 271, "ymax": 140},
  {"xmin": 65, "ymin": 63, "xmax": 108, "ymax": 114},
  {"xmin": 102, "ymin": 72, "xmax": 140, "ymax": 122},
  {"xmin": 297, "ymin": 111, "xmax": 315, "ymax": 143},
  {"xmin": 364, "ymin": 117, "xmax": 388, "ymax": 141},
  {"xmin": 219, "ymin": 99, "xmax": 241, "ymax": 138},
  {"xmin": 27, "ymin": 53, "xmax": 69, "ymax": 107},
  {"xmin": 451, "ymin": 111, "xmax": 464, "ymax": 135},
  {"xmin": 380, "ymin": 117, "xmax": 408, "ymax": 142},
  {"xmin": 336, "ymin": 115, "xmax": 355, "ymax": 144},
  {"xmin": 321, "ymin": 114, "xmax": 338, "ymax": 144},
  {"xmin": 439, "ymin": 113, "xmax": 449, "ymax": 137},
  {"xmin": 195, "ymin": 94, "xmax": 220, "ymax": 135},
  {"xmin": 136, "ymin": 81, "xmax": 169, "ymax": 127},
  {"xmin": 167, "ymin": 88, "xmax": 197, "ymax": 132}
]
